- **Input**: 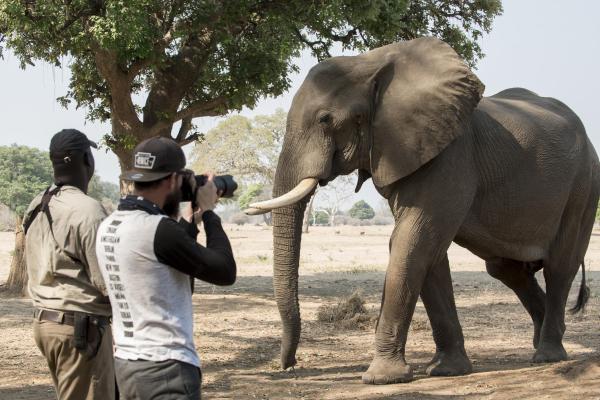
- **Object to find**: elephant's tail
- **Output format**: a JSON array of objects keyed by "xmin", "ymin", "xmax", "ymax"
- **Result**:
[{"xmin": 569, "ymin": 261, "xmax": 590, "ymax": 314}]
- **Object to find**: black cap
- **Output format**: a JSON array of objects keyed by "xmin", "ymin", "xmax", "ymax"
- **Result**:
[
  {"xmin": 49, "ymin": 129, "xmax": 97, "ymax": 163},
  {"xmin": 122, "ymin": 137, "xmax": 186, "ymax": 182}
]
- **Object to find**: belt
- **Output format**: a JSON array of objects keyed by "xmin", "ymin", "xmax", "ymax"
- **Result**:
[{"xmin": 33, "ymin": 309, "xmax": 110, "ymax": 326}]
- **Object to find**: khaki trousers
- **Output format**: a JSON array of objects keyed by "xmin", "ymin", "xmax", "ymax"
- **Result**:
[{"xmin": 33, "ymin": 318, "xmax": 115, "ymax": 400}]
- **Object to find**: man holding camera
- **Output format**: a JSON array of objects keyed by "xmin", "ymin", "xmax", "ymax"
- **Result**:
[
  {"xmin": 24, "ymin": 129, "xmax": 114, "ymax": 400},
  {"xmin": 96, "ymin": 136, "xmax": 236, "ymax": 399}
]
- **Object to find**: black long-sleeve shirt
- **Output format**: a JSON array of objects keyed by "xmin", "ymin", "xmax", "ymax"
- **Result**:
[{"xmin": 154, "ymin": 211, "xmax": 236, "ymax": 286}]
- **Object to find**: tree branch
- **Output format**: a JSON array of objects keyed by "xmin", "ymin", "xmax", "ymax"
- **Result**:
[
  {"xmin": 178, "ymin": 132, "xmax": 202, "ymax": 147},
  {"xmin": 293, "ymin": 28, "xmax": 332, "ymax": 58},
  {"xmin": 173, "ymin": 96, "xmax": 228, "ymax": 121},
  {"xmin": 145, "ymin": 95, "xmax": 228, "ymax": 138},
  {"xmin": 329, "ymin": 27, "xmax": 357, "ymax": 44},
  {"xmin": 175, "ymin": 117, "xmax": 193, "ymax": 142},
  {"xmin": 90, "ymin": 42, "xmax": 143, "ymax": 134},
  {"xmin": 127, "ymin": 30, "xmax": 172, "ymax": 81}
]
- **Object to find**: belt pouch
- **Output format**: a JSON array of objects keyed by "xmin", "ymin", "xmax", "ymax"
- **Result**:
[{"xmin": 73, "ymin": 312, "xmax": 89, "ymax": 350}]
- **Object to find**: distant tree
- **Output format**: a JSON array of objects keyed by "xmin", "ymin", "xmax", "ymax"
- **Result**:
[
  {"xmin": 349, "ymin": 200, "xmax": 375, "ymax": 220},
  {"xmin": 191, "ymin": 109, "xmax": 285, "ymax": 186},
  {"xmin": 0, "ymin": 145, "xmax": 51, "ymax": 293},
  {"xmin": 191, "ymin": 110, "xmax": 285, "ymax": 225},
  {"xmin": 311, "ymin": 210, "xmax": 330, "ymax": 226},
  {"xmin": 238, "ymin": 184, "xmax": 265, "ymax": 211},
  {"xmin": 1, "ymin": 1, "xmax": 502, "ymax": 191},
  {"xmin": 0, "ymin": 145, "xmax": 53, "ymax": 216},
  {"xmin": 88, "ymin": 175, "xmax": 120, "ymax": 212},
  {"xmin": 314, "ymin": 174, "xmax": 357, "ymax": 226}
]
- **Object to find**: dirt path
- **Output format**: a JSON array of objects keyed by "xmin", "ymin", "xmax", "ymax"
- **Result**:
[{"xmin": 1, "ymin": 226, "xmax": 599, "ymax": 399}]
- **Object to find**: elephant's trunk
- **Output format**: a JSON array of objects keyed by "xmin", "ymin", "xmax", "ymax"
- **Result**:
[
  {"xmin": 270, "ymin": 157, "xmax": 311, "ymax": 369},
  {"xmin": 272, "ymin": 201, "xmax": 307, "ymax": 369}
]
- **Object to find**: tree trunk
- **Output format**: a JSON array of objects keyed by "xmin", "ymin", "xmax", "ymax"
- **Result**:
[
  {"xmin": 302, "ymin": 190, "xmax": 317, "ymax": 233},
  {"xmin": 5, "ymin": 215, "xmax": 27, "ymax": 295},
  {"xmin": 115, "ymin": 147, "xmax": 136, "ymax": 195}
]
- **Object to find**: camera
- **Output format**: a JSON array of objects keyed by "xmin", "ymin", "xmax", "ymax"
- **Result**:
[{"xmin": 180, "ymin": 172, "xmax": 238, "ymax": 207}]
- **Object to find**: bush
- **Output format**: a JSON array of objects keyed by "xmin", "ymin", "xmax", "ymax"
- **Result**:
[{"xmin": 348, "ymin": 200, "xmax": 375, "ymax": 220}]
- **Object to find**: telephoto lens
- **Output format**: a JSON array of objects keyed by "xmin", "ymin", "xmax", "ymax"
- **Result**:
[
  {"xmin": 180, "ymin": 172, "xmax": 238, "ymax": 207},
  {"xmin": 195, "ymin": 174, "xmax": 237, "ymax": 198}
]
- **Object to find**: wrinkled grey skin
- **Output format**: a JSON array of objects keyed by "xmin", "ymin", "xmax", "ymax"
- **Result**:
[{"xmin": 271, "ymin": 37, "xmax": 600, "ymax": 385}]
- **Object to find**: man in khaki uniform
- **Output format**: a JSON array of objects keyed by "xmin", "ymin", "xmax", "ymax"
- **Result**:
[{"xmin": 24, "ymin": 129, "xmax": 115, "ymax": 400}]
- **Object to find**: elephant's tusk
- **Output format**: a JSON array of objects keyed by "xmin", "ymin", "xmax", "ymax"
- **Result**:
[
  {"xmin": 244, "ymin": 207, "xmax": 271, "ymax": 216},
  {"xmin": 247, "ymin": 178, "xmax": 318, "ymax": 213}
]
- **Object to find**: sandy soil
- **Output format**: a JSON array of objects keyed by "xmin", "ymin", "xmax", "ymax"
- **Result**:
[{"xmin": 1, "ymin": 226, "xmax": 599, "ymax": 399}]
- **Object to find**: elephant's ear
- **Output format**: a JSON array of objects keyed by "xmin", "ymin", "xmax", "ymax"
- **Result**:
[{"xmin": 367, "ymin": 37, "xmax": 484, "ymax": 188}]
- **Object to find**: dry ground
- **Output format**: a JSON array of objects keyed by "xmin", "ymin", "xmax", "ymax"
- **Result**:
[{"xmin": 1, "ymin": 225, "xmax": 599, "ymax": 399}]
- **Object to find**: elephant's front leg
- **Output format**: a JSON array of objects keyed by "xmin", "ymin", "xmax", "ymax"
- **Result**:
[
  {"xmin": 421, "ymin": 255, "xmax": 472, "ymax": 376},
  {"xmin": 362, "ymin": 222, "xmax": 451, "ymax": 384}
]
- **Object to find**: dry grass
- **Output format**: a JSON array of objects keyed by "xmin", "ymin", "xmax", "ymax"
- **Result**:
[
  {"xmin": 2, "ymin": 226, "xmax": 600, "ymax": 399},
  {"xmin": 316, "ymin": 290, "xmax": 375, "ymax": 330}
]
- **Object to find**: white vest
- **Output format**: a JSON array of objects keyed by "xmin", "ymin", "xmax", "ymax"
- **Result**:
[{"xmin": 96, "ymin": 209, "xmax": 200, "ymax": 367}]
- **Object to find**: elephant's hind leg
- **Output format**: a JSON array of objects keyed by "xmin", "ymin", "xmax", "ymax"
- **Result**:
[
  {"xmin": 533, "ymin": 173, "xmax": 597, "ymax": 363},
  {"xmin": 485, "ymin": 258, "xmax": 546, "ymax": 348},
  {"xmin": 421, "ymin": 254, "xmax": 472, "ymax": 376}
]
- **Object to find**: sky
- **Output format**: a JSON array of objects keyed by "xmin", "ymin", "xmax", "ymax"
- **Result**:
[{"xmin": 1, "ymin": 0, "xmax": 599, "ymax": 210}]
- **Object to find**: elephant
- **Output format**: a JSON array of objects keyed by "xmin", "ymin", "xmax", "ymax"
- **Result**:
[{"xmin": 246, "ymin": 37, "xmax": 599, "ymax": 385}]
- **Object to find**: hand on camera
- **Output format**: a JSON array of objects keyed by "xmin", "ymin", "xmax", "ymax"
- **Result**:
[{"xmin": 194, "ymin": 173, "xmax": 218, "ymax": 215}]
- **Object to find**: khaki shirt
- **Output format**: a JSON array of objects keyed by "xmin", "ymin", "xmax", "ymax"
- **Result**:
[{"xmin": 24, "ymin": 185, "xmax": 111, "ymax": 316}]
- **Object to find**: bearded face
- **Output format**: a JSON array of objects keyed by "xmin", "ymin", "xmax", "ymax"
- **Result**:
[{"xmin": 162, "ymin": 184, "xmax": 182, "ymax": 218}]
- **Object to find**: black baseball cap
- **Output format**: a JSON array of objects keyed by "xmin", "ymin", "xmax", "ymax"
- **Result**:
[
  {"xmin": 122, "ymin": 136, "xmax": 186, "ymax": 182},
  {"xmin": 49, "ymin": 129, "xmax": 97, "ymax": 163}
]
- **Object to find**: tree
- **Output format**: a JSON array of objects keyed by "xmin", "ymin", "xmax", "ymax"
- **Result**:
[
  {"xmin": 88, "ymin": 175, "xmax": 120, "ymax": 212},
  {"xmin": 314, "ymin": 174, "xmax": 357, "ymax": 226},
  {"xmin": 237, "ymin": 182, "xmax": 273, "ymax": 225},
  {"xmin": 311, "ymin": 210, "xmax": 330, "ymax": 226},
  {"xmin": 190, "ymin": 109, "xmax": 286, "ymax": 186},
  {"xmin": 349, "ymin": 200, "xmax": 375, "ymax": 220},
  {"xmin": 191, "ymin": 110, "xmax": 285, "ymax": 225},
  {"xmin": 1, "ymin": 1, "xmax": 502, "ymax": 191},
  {"xmin": 0, "ymin": 145, "xmax": 53, "ymax": 217},
  {"xmin": 0, "ymin": 145, "xmax": 53, "ymax": 293}
]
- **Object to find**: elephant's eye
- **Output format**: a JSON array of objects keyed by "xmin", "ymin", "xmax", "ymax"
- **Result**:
[{"xmin": 318, "ymin": 113, "xmax": 332, "ymax": 125}]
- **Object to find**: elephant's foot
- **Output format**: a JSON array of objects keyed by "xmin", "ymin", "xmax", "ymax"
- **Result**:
[
  {"xmin": 532, "ymin": 343, "xmax": 567, "ymax": 363},
  {"xmin": 426, "ymin": 349, "xmax": 472, "ymax": 376},
  {"xmin": 362, "ymin": 357, "xmax": 413, "ymax": 384}
]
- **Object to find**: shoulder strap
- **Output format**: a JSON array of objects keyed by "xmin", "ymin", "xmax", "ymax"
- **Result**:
[
  {"xmin": 23, "ymin": 185, "xmax": 62, "ymax": 235},
  {"xmin": 24, "ymin": 184, "xmax": 83, "ymax": 265},
  {"xmin": 40, "ymin": 185, "xmax": 62, "ymax": 236}
]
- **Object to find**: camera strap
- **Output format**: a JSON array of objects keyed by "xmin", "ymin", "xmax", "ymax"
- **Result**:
[{"xmin": 118, "ymin": 195, "xmax": 165, "ymax": 215}]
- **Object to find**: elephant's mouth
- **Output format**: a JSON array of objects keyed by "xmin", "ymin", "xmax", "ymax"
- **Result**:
[
  {"xmin": 244, "ymin": 178, "xmax": 318, "ymax": 215},
  {"xmin": 318, "ymin": 177, "xmax": 333, "ymax": 186}
]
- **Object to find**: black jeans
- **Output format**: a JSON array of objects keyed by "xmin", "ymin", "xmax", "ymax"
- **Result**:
[{"xmin": 115, "ymin": 358, "xmax": 201, "ymax": 400}]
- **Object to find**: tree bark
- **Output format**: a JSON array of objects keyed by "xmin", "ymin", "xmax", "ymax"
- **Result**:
[{"xmin": 5, "ymin": 215, "xmax": 27, "ymax": 295}]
